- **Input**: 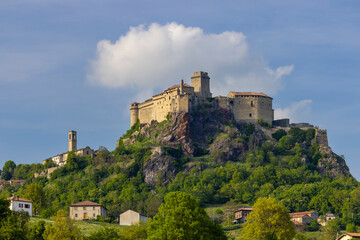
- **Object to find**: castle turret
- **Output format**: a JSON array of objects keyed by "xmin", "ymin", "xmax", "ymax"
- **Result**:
[
  {"xmin": 130, "ymin": 102, "xmax": 139, "ymax": 127},
  {"xmin": 191, "ymin": 71, "xmax": 211, "ymax": 98},
  {"xmin": 68, "ymin": 130, "xmax": 77, "ymax": 152}
]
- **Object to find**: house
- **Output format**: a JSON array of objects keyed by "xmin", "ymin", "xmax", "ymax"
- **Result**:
[
  {"xmin": 233, "ymin": 206, "xmax": 254, "ymax": 223},
  {"xmin": 289, "ymin": 211, "xmax": 319, "ymax": 224},
  {"xmin": 337, "ymin": 233, "xmax": 360, "ymax": 240},
  {"xmin": 8, "ymin": 180, "xmax": 26, "ymax": 186},
  {"xmin": 319, "ymin": 213, "xmax": 336, "ymax": 226},
  {"xmin": 325, "ymin": 213, "xmax": 336, "ymax": 221},
  {"xmin": 119, "ymin": 210, "xmax": 148, "ymax": 226},
  {"xmin": 289, "ymin": 213, "xmax": 313, "ymax": 224},
  {"xmin": 69, "ymin": 201, "xmax": 107, "ymax": 220},
  {"xmin": 7, "ymin": 196, "xmax": 33, "ymax": 216}
]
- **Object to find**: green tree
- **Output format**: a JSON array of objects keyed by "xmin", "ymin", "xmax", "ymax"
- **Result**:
[
  {"xmin": 0, "ymin": 210, "xmax": 30, "ymax": 240},
  {"xmin": 321, "ymin": 218, "xmax": 341, "ymax": 240},
  {"xmin": 272, "ymin": 129, "xmax": 287, "ymax": 141},
  {"xmin": 346, "ymin": 222, "xmax": 357, "ymax": 233},
  {"xmin": 43, "ymin": 210, "xmax": 83, "ymax": 240},
  {"xmin": 28, "ymin": 220, "xmax": 46, "ymax": 240},
  {"xmin": 0, "ymin": 198, "xmax": 11, "ymax": 220},
  {"xmin": 87, "ymin": 225, "xmax": 122, "ymax": 240},
  {"xmin": 24, "ymin": 183, "xmax": 46, "ymax": 215},
  {"xmin": 2, "ymin": 160, "xmax": 16, "ymax": 180},
  {"xmin": 308, "ymin": 218, "xmax": 320, "ymax": 231},
  {"xmin": 239, "ymin": 198, "xmax": 295, "ymax": 240},
  {"xmin": 147, "ymin": 191, "xmax": 227, "ymax": 240},
  {"xmin": 120, "ymin": 222, "xmax": 147, "ymax": 240}
]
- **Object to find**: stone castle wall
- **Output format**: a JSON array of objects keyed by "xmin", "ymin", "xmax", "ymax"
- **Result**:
[
  {"xmin": 130, "ymin": 71, "xmax": 274, "ymax": 126},
  {"xmin": 316, "ymin": 128, "xmax": 329, "ymax": 147}
]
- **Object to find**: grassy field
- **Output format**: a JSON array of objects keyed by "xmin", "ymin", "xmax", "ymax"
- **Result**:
[{"xmin": 30, "ymin": 216, "xmax": 124, "ymax": 237}]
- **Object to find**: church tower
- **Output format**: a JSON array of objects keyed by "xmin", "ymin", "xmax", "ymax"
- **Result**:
[
  {"xmin": 68, "ymin": 130, "xmax": 77, "ymax": 152},
  {"xmin": 191, "ymin": 71, "xmax": 212, "ymax": 98}
]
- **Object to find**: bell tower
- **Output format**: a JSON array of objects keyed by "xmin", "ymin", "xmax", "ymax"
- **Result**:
[{"xmin": 68, "ymin": 130, "xmax": 77, "ymax": 152}]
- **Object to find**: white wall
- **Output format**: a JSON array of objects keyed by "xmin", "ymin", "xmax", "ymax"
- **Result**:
[{"xmin": 10, "ymin": 200, "xmax": 32, "ymax": 216}]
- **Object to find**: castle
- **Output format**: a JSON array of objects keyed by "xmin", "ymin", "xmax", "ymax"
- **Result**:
[{"xmin": 130, "ymin": 71, "xmax": 274, "ymax": 126}]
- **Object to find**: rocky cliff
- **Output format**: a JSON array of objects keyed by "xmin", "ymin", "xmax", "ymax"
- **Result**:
[{"xmin": 122, "ymin": 101, "xmax": 350, "ymax": 186}]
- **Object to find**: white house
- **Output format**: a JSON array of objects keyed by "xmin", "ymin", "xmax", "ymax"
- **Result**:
[
  {"xmin": 7, "ymin": 196, "xmax": 33, "ymax": 216},
  {"xmin": 119, "ymin": 209, "xmax": 147, "ymax": 226}
]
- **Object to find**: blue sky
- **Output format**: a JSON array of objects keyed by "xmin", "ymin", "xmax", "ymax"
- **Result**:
[{"xmin": 0, "ymin": 0, "xmax": 359, "ymax": 179}]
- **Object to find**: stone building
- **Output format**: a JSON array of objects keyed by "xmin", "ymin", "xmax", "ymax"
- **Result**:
[
  {"xmin": 69, "ymin": 200, "xmax": 107, "ymax": 220},
  {"xmin": 233, "ymin": 206, "xmax": 253, "ymax": 223},
  {"xmin": 7, "ymin": 196, "xmax": 33, "ymax": 216},
  {"xmin": 130, "ymin": 71, "xmax": 274, "ymax": 127},
  {"xmin": 44, "ymin": 131, "xmax": 95, "ymax": 167},
  {"xmin": 289, "ymin": 211, "xmax": 319, "ymax": 224},
  {"xmin": 119, "ymin": 209, "xmax": 148, "ymax": 226}
]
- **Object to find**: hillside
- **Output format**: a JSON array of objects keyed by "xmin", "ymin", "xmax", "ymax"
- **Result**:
[{"xmin": 1, "ymin": 99, "xmax": 359, "ymax": 227}]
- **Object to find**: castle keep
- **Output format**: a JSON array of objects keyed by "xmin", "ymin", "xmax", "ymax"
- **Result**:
[{"xmin": 130, "ymin": 71, "xmax": 274, "ymax": 126}]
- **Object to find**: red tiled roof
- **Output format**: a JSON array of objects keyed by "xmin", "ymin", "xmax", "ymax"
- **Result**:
[
  {"xmin": 70, "ymin": 200, "xmax": 103, "ymax": 207},
  {"xmin": 9, "ymin": 180, "xmax": 26, "ymax": 183},
  {"xmin": 235, "ymin": 207, "xmax": 254, "ymax": 212},
  {"xmin": 7, "ymin": 196, "xmax": 32, "ymax": 203},
  {"xmin": 289, "ymin": 211, "xmax": 316, "ymax": 218},
  {"xmin": 228, "ymin": 91, "xmax": 272, "ymax": 98},
  {"xmin": 167, "ymin": 83, "xmax": 191, "ymax": 90},
  {"xmin": 337, "ymin": 233, "xmax": 360, "ymax": 239}
]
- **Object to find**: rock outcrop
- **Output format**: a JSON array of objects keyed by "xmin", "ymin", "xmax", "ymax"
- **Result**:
[
  {"xmin": 143, "ymin": 150, "xmax": 176, "ymax": 187},
  {"xmin": 317, "ymin": 145, "xmax": 350, "ymax": 177}
]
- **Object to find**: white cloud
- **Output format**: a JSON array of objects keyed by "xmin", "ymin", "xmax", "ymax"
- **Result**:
[
  {"xmin": 87, "ymin": 22, "xmax": 294, "ymax": 100},
  {"xmin": 275, "ymin": 100, "xmax": 312, "ymax": 123}
]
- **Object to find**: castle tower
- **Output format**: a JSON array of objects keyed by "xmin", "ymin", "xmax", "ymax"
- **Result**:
[
  {"xmin": 191, "ymin": 71, "xmax": 212, "ymax": 98},
  {"xmin": 68, "ymin": 130, "xmax": 77, "ymax": 152},
  {"xmin": 130, "ymin": 102, "xmax": 139, "ymax": 127}
]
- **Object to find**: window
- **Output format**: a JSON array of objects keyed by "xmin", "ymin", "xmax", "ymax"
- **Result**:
[
  {"xmin": 83, "ymin": 207, "xmax": 86, "ymax": 210},
  {"xmin": 75, "ymin": 214, "xmax": 78, "ymax": 217},
  {"xmin": 251, "ymin": 101, "xmax": 254, "ymax": 107},
  {"xmin": 93, "ymin": 207, "xmax": 95, "ymax": 210},
  {"xmin": 93, "ymin": 214, "xmax": 95, "ymax": 217},
  {"xmin": 75, "ymin": 207, "xmax": 77, "ymax": 210},
  {"xmin": 69, "ymin": 135, "xmax": 71, "ymax": 140},
  {"xmin": 19, "ymin": 203, "xmax": 23, "ymax": 208},
  {"xmin": 249, "ymin": 113, "xmax": 252, "ymax": 117},
  {"xmin": 25, "ymin": 204, "xmax": 30, "ymax": 208}
]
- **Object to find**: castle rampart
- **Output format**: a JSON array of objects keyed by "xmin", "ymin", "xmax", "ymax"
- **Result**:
[{"xmin": 130, "ymin": 71, "xmax": 274, "ymax": 126}]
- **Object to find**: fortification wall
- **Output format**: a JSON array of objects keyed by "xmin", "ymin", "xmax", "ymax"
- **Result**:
[
  {"xmin": 230, "ymin": 96, "xmax": 273, "ymax": 123},
  {"xmin": 316, "ymin": 128, "xmax": 329, "ymax": 147},
  {"xmin": 256, "ymin": 97, "xmax": 274, "ymax": 123},
  {"xmin": 130, "ymin": 72, "xmax": 274, "ymax": 126}
]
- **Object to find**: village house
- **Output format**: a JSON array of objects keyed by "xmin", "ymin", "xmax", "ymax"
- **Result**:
[
  {"xmin": 337, "ymin": 233, "xmax": 360, "ymax": 240},
  {"xmin": 8, "ymin": 180, "xmax": 26, "ymax": 186},
  {"xmin": 69, "ymin": 200, "xmax": 107, "ymax": 220},
  {"xmin": 318, "ymin": 213, "xmax": 336, "ymax": 226},
  {"xmin": 119, "ymin": 209, "xmax": 148, "ymax": 226},
  {"xmin": 44, "ymin": 131, "xmax": 95, "ymax": 167},
  {"xmin": 7, "ymin": 196, "xmax": 33, "ymax": 216},
  {"xmin": 289, "ymin": 211, "xmax": 319, "ymax": 224},
  {"xmin": 233, "ymin": 206, "xmax": 253, "ymax": 224}
]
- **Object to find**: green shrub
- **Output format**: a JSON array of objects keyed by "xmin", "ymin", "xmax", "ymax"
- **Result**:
[{"xmin": 272, "ymin": 129, "xmax": 287, "ymax": 141}]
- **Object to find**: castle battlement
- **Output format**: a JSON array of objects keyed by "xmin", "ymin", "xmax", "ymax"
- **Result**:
[{"xmin": 130, "ymin": 71, "xmax": 274, "ymax": 126}]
